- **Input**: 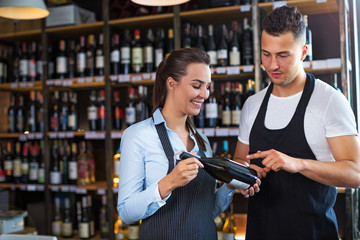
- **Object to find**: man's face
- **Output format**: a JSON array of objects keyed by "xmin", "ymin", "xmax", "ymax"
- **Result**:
[{"xmin": 261, "ymin": 31, "xmax": 307, "ymax": 87}]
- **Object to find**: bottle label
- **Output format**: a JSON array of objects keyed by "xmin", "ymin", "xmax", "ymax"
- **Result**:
[
  {"xmin": 223, "ymin": 233, "xmax": 235, "ymax": 240},
  {"xmin": 52, "ymin": 221, "xmax": 62, "ymax": 236},
  {"xmin": 230, "ymin": 50, "xmax": 240, "ymax": 66},
  {"xmin": 21, "ymin": 162, "xmax": 29, "ymax": 175},
  {"xmin": 13, "ymin": 159, "xmax": 22, "ymax": 177},
  {"xmin": 115, "ymin": 108, "xmax": 123, "ymax": 119},
  {"xmin": 98, "ymin": 107, "xmax": 105, "ymax": 119},
  {"xmin": 0, "ymin": 62, "xmax": 3, "ymax": 77},
  {"xmin": 68, "ymin": 161, "xmax": 78, "ymax": 180},
  {"xmin": 121, "ymin": 47, "xmax": 131, "ymax": 64},
  {"xmin": 144, "ymin": 46, "xmax": 153, "ymax": 64},
  {"xmin": 132, "ymin": 47, "xmax": 143, "ymax": 65},
  {"xmin": 37, "ymin": 60, "xmax": 43, "ymax": 74},
  {"xmin": 155, "ymin": 49, "xmax": 164, "ymax": 67},
  {"xmin": 68, "ymin": 114, "xmax": 76, "ymax": 128},
  {"xmin": 111, "ymin": 50, "xmax": 120, "ymax": 63},
  {"xmin": 61, "ymin": 222, "xmax": 73, "ymax": 237},
  {"xmin": 86, "ymin": 52, "xmax": 94, "ymax": 69},
  {"xmin": 128, "ymin": 225, "xmax": 139, "ymax": 239},
  {"xmin": 87, "ymin": 106, "xmax": 98, "ymax": 120},
  {"xmin": 29, "ymin": 106, "xmax": 36, "ymax": 127},
  {"xmin": 205, "ymin": 103, "xmax": 218, "ymax": 118},
  {"xmin": 77, "ymin": 53, "xmax": 86, "ymax": 73},
  {"xmin": 125, "ymin": 107, "xmax": 136, "ymax": 124},
  {"xmin": 8, "ymin": 116, "xmax": 14, "ymax": 131},
  {"xmin": 4, "ymin": 160, "xmax": 13, "ymax": 171},
  {"xmin": 38, "ymin": 168, "xmax": 45, "ymax": 183},
  {"xmin": 28, "ymin": 59, "xmax": 36, "ymax": 77},
  {"xmin": 114, "ymin": 160, "xmax": 120, "ymax": 177},
  {"xmin": 19, "ymin": 59, "xmax": 28, "ymax": 75},
  {"xmin": 207, "ymin": 51, "xmax": 217, "ymax": 65},
  {"xmin": 17, "ymin": 116, "xmax": 24, "ymax": 132},
  {"xmin": 217, "ymin": 49, "xmax": 228, "ymax": 60},
  {"xmin": 79, "ymin": 222, "xmax": 90, "ymax": 238},
  {"xmin": 222, "ymin": 111, "xmax": 231, "ymax": 125},
  {"xmin": 29, "ymin": 162, "xmax": 39, "ymax": 180},
  {"xmin": 229, "ymin": 179, "xmax": 250, "ymax": 190},
  {"xmin": 96, "ymin": 55, "xmax": 105, "ymax": 68},
  {"xmin": 50, "ymin": 171, "xmax": 62, "ymax": 185},
  {"xmin": 50, "ymin": 116, "xmax": 59, "ymax": 131},
  {"xmin": 217, "ymin": 231, "xmax": 224, "ymax": 240},
  {"xmin": 231, "ymin": 110, "xmax": 241, "ymax": 125},
  {"xmin": 56, "ymin": 56, "xmax": 67, "ymax": 74},
  {"xmin": 78, "ymin": 160, "xmax": 88, "ymax": 180}
]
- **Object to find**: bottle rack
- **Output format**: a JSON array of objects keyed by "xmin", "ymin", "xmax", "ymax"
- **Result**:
[{"xmin": 0, "ymin": 0, "xmax": 355, "ymax": 239}]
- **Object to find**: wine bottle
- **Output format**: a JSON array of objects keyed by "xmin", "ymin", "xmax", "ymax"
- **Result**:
[
  {"xmin": 120, "ymin": 29, "xmax": 131, "ymax": 75},
  {"xmin": 4, "ymin": 141, "xmax": 13, "ymax": 183},
  {"xmin": 28, "ymin": 91, "xmax": 37, "ymax": 132},
  {"xmin": 99, "ymin": 195, "xmax": 109, "ymax": 239},
  {"xmin": 214, "ymin": 213, "xmax": 225, "ymax": 240},
  {"xmin": 19, "ymin": 42, "xmax": 29, "ymax": 82},
  {"xmin": 62, "ymin": 197, "xmax": 73, "ymax": 238},
  {"xmin": 222, "ymin": 203, "xmax": 236, "ymax": 240},
  {"xmin": 111, "ymin": 33, "xmax": 121, "ymax": 76},
  {"xmin": 136, "ymin": 85, "xmax": 148, "ymax": 122},
  {"xmin": 16, "ymin": 95, "xmax": 25, "ymax": 133},
  {"xmin": 128, "ymin": 221, "xmax": 140, "ymax": 240},
  {"xmin": 231, "ymin": 83, "xmax": 243, "ymax": 127},
  {"xmin": 79, "ymin": 196, "xmax": 90, "ymax": 239},
  {"xmin": 221, "ymin": 82, "xmax": 232, "ymax": 127},
  {"xmin": 7, "ymin": 94, "xmax": 16, "ymax": 133},
  {"xmin": 48, "ymin": 43, "xmax": 55, "ymax": 79},
  {"xmin": 36, "ymin": 43, "xmax": 43, "ymax": 81},
  {"xmin": 56, "ymin": 40, "xmax": 67, "ymax": 79},
  {"xmin": 217, "ymin": 25, "xmax": 229, "ymax": 67},
  {"xmin": 87, "ymin": 90, "xmax": 98, "ymax": 131},
  {"xmin": 183, "ymin": 23, "xmax": 192, "ymax": 48},
  {"xmin": 60, "ymin": 91, "xmax": 69, "ymax": 132},
  {"xmin": 96, "ymin": 33, "xmax": 105, "ymax": 76},
  {"xmin": 28, "ymin": 41, "xmax": 37, "ymax": 81},
  {"xmin": 113, "ymin": 91, "xmax": 123, "ymax": 130},
  {"xmin": 0, "ymin": 146, "xmax": 5, "ymax": 183},
  {"xmin": 98, "ymin": 89, "xmax": 106, "ymax": 131},
  {"xmin": 50, "ymin": 140, "xmax": 62, "ymax": 185},
  {"xmin": 68, "ymin": 142, "xmax": 78, "ymax": 185},
  {"xmin": 87, "ymin": 195, "xmax": 95, "ymax": 237},
  {"xmin": 21, "ymin": 142, "xmax": 29, "ymax": 183},
  {"xmin": 13, "ymin": 142, "xmax": 22, "ymax": 184},
  {"xmin": 86, "ymin": 34, "xmax": 96, "ymax": 77},
  {"xmin": 113, "ymin": 147, "xmax": 121, "ymax": 188},
  {"xmin": 154, "ymin": 28, "xmax": 165, "ymax": 68},
  {"xmin": 50, "ymin": 91, "xmax": 60, "ymax": 132},
  {"xmin": 29, "ymin": 142, "xmax": 39, "ymax": 184},
  {"xmin": 38, "ymin": 140, "xmax": 45, "ymax": 184},
  {"xmin": 143, "ymin": 29, "xmax": 154, "ymax": 73},
  {"xmin": 205, "ymin": 82, "xmax": 218, "ymax": 128},
  {"xmin": 114, "ymin": 215, "xmax": 128, "ymax": 240},
  {"xmin": 304, "ymin": 15, "xmax": 313, "ymax": 61},
  {"xmin": 179, "ymin": 151, "xmax": 257, "ymax": 190},
  {"xmin": 242, "ymin": 18, "xmax": 253, "ymax": 65},
  {"xmin": 59, "ymin": 140, "xmax": 69, "ymax": 185},
  {"xmin": 0, "ymin": 49, "xmax": 5, "ymax": 83},
  {"xmin": 13, "ymin": 42, "xmax": 20, "ymax": 83},
  {"xmin": 220, "ymin": 140, "xmax": 232, "ymax": 159},
  {"xmin": 68, "ymin": 92, "xmax": 78, "ymax": 131},
  {"xmin": 165, "ymin": 28, "xmax": 174, "ymax": 58},
  {"xmin": 77, "ymin": 36, "xmax": 86, "ymax": 77},
  {"xmin": 125, "ymin": 87, "xmax": 136, "ymax": 127},
  {"xmin": 245, "ymin": 79, "xmax": 255, "ymax": 100},
  {"xmin": 229, "ymin": 22, "xmax": 241, "ymax": 66},
  {"xmin": 67, "ymin": 40, "xmax": 76, "ymax": 79},
  {"xmin": 52, "ymin": 197, "xmax": 62, "ymax": 237},
  {"xmin": 132, "ymin": 29, "xmax": 143, "ymax": 73},
  {"xmin": 86, "ymin": 142, "xmax": 95, "ymax": 184},
  {"xmin": 195, "ymin": 25, "xmax": 205, "ymax": 51},
  {"xmin": 77, "ymin": 141, "xmax": 89, "ymax": 186},
  {"xmin": 2, "ymin": 49, "xmax": 8, "ymax": 83},
  {"xmin": 207, "ymin": 24, "xmax": 217, "ymax": 68}
]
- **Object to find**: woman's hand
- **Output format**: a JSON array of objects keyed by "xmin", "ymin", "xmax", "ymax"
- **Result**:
[
  {"xmin": 228, "ymin": 178, "xmax": 261, "ymax": 197},
  {"xmin": 158, "ymin": 157, "xmax": 204, "ymax": 199}
]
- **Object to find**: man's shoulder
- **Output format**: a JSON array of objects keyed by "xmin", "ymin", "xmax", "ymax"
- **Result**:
[
  {"xmin": 313, "ymin": 78, "xmax": 344, "ymax": 101},
  {"xmin": 245, "ymin": 85, "xmax": 269, "ymax": 104}
]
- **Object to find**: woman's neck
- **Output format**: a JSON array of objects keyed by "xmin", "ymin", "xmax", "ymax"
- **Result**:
[{"xmin": 161, "ymin": 104, "xmax": 188, "ymax": 133}]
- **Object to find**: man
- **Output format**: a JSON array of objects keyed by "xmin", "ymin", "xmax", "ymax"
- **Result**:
[{"xmin": 234, "ymin": 6, "xmax": 360, "ymax": 240}]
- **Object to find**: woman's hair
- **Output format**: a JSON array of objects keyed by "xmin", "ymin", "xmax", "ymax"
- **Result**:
[
  {"xmin": 152, "ymin": 48, "xmax": 210, "ymax": 151},
  {"xmin": 262, "ymin": 6, "xmax": 306, "ymax": 44}
]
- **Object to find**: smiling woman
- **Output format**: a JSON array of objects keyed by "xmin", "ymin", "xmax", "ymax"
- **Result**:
[{"xmin": 117, "ymin": 48, "xmax": 236, "ymax": 240}]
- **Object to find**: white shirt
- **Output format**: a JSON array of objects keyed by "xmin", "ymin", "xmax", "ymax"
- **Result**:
[{"xmin": 238, "ymin": 79, "xmax": 358, "ymax": 162}]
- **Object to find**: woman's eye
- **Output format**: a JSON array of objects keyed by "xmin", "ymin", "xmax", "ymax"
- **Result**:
[{"xmin": 193, "ymin": 85, "xmax": 201, "ymax": 89}]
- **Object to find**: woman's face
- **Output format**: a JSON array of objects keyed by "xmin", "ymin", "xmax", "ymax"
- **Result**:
[{"xmin": 171, "ymin": 62, "xmax": 211, "ymax": 116}]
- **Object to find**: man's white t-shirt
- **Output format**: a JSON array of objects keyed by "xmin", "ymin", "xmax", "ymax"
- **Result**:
[{"xmin": 238, "ymin": 79, "xmax": 358, "ymax": 162}]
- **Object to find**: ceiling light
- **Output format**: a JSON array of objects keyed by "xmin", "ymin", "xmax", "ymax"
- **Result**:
[
  {"xmin": 0, "ymin": 0, "xmax": 49, "ymax": 20},
  {"xmin": 131, "ymin": 0, "xmax": 190, "ymax": 7}
]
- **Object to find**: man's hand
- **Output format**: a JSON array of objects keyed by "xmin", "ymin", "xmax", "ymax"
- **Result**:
[{"xmin": 247, "ymin": 149, "xmax": 305, "ymax": 173}]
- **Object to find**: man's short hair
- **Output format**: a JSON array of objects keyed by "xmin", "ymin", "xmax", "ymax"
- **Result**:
[{"xmin": 262, "ymin": 6, "xmax": 305, "ymax": 43}]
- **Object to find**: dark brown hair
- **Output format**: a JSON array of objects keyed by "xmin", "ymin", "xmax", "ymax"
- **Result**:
[
  {"xmin": 152, "ymin": 48, "xmax": 210, "ymax": 151},
  {"xmin": 262, "ymin": 6, "xmax": 305, "ymax": 43}
]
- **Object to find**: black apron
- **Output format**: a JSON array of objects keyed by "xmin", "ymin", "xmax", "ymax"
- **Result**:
[
  {"xmin": 139, "ymin": 121, "xmax": 217, "ymax": 240},
  {"xmin": 246, "ymin": 74, "xmax": 339, "ymax": 240}
]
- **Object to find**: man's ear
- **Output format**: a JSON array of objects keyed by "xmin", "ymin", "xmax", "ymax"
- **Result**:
[
  {"xmin": 167, "ymin": 77, "xmax": 176, "ymax": 91},
  {"xmin": 301, "ymin": 44, "xmax": 308, "ymax": 61}
]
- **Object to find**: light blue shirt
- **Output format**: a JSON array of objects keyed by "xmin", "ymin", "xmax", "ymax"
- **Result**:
[{"xmin": 117, "ymin": 108, "xmax": 235, "ymax": 224}]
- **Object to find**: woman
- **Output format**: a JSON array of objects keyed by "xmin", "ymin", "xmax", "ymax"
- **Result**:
[{"xmin": 117, "ymin": 48, "xmax": 251, "ymax": 239}]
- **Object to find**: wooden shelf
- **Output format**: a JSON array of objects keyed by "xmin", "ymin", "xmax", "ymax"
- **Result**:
[
  {"xmin": 109, "ymin": 13, "xmax": 174, "ymax": 30},
  {"xmin": 0, "ymin": 81, "xmax": 42, "ymax": 92},
  {"xmin": 0, "ymin": 133, "xmax": 21, "ymax": 138},
  {"xmin": 0, "ymin": 29, "xmax": 42, "ymax": 42}
]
